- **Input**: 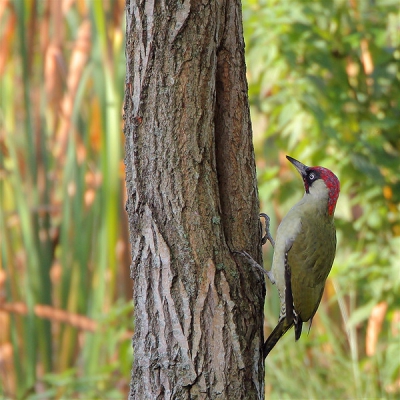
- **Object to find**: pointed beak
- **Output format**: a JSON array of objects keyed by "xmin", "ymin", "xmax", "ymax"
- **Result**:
[{"xmin": 286, "ymin": 155, "xmax": 308, "ymax": 177}]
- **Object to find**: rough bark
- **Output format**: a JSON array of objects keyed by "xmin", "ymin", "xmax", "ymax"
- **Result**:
[{"xmin": 124, "ymin": 1, "xmax": 265, "ymax": 398}]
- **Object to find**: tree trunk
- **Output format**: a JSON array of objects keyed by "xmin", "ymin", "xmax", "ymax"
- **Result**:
[{"xmin": 124, "ymin": 1, "xmax": 265, "ymax": 398}]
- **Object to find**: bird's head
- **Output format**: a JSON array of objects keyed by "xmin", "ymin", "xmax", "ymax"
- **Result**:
[{"xmin": 286, "ymin": 155, "xmax": 340, "ymax": 216}]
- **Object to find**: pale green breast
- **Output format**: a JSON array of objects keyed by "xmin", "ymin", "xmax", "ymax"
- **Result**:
[{"xmin": 288, "ymin": 212, "xmax": 336, "ymax": 322}]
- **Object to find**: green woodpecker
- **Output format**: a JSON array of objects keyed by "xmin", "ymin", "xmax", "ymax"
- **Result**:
[{"xmin": 263, "ymin": 155, "xmax": 340, "ymax": 358}]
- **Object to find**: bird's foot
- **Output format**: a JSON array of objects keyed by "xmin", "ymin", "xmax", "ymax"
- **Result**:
[
  {"xmin": 260, "ymin": 213, "xmax": 275, "ymax": 248},
  {"xmin": 234, "ymin": 250, "xmax": 275, "ymax": 284}
]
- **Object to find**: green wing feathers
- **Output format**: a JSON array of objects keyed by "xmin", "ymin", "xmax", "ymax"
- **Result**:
[{"xmin": 288, "ymin": 215, "xmax": 336, "ymax": 322}]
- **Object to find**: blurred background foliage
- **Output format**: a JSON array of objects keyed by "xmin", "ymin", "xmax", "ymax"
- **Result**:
[
  {"xmin": 0, "ymin": 0, "xmax": 131, "ymax": 398},
  {"xmin": 0, "ymin": 0, "xmax": 399, "ymax": 399},
  {"xmin": 244, "ymin": 0, "xmax": 400, "ymax": 398}
]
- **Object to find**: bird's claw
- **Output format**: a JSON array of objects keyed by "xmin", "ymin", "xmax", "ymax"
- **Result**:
[
  {"xmin": 234, "ymin": 250, "xmax": 275, "ymax": 284},
  {"xmin": 260, "ymin": 213, "xmax": 275, "ymax": 248}
]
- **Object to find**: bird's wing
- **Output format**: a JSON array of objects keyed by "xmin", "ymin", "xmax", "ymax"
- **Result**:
[{"xmin": 287, "ymin": 218, "xmax": 336, "ymax": 322}]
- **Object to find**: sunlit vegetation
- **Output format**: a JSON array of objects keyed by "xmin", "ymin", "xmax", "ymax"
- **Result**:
[{"xmin": 0, "ymin": 0, "xmax": 131, "ymax": 398}]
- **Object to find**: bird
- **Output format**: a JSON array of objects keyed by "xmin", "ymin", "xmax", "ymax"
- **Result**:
[{"xmin": 262, "ymin": 155, "xmax": 340, "ymax": 358}]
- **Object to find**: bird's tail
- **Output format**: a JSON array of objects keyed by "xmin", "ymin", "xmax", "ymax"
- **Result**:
[{"xmin": 263, "ymin": 318, "xmax": 294, "ymax": 359}]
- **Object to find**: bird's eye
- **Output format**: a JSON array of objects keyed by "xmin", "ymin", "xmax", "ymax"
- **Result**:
[{"xmin": 309, "ymin": 172, "xmax": 316, "ymax": 180}]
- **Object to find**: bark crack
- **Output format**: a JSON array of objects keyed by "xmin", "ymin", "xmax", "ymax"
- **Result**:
[{"xmin": 133, "ymin": 205, "xmax": 197, "ymax": 395}]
